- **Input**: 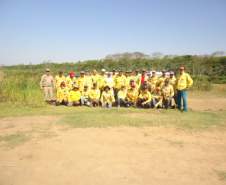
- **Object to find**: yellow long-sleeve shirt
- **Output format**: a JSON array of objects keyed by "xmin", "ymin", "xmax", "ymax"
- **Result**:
[
  {"xmin": 117, "ymin": 89, "xmax": 127, "ymax": 100},
  {"xmin": 114, "ymin": 75, "xmax": 126, "ymax": 90},
  {"xmin": 55, "ymin": 75, "xmax": 66, "ymax": 89},
  {"xmin": 138, "ymin": 91, "xmax": 152, "ymax": 104},
  {"xmin": 162, "ymin": 85, "xmax": 174, "ymax": 98},
  {"xmin": 176, "ymin": 72, "xmax": 193, "ymax": 90},
  {"xmin": 56, "ymin": 87, "xmax": 69, "ymax": 102},
  {"xmin": 89, "ymin": 88, "xmax": 100, "ymax": 100},
  {"xmin": 76, "ymin": 77, "xmax": 86, "ymax": 92},
  {"xmin": 126, "ymin": 88, "xmax": 139, "ymax": 103},
  {"xmin": 101, "ymin": 91, "xmax": 115, "ymax": 104},
  {"xmin": 68, "ymin": 90, "xmax": 81, "ymax": 102},
  {"xmin": 66, "ymin": 76, "xmax": 77, "ymax": 90}
]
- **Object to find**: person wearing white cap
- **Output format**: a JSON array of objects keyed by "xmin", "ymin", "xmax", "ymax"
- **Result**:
[{"xmin": 40, "ymin": 68, "xmax": 54, "ymax": 103}]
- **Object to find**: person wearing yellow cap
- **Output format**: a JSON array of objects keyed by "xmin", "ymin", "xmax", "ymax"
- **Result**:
[
  {"xmin": 137, "ymin": 85, "xmax": 153, "ymax": 108},
  {"xmin": 89, "ymin": 83, "xmax": 100, "ymax": 107},
  {"xmin": 162, "ymin": 79, "xmax": 174, "ymax": 109},
  {"xmin": 40, "ymin": 68, "xmax": 54, "ymax": 103},
  {"xmin": 117, "ymin": 85, "xmax": 127, "ymax": 107},
  {"xmin": 56, "ymin": 81, "xmax": 69, "ymax": 106},
  {"xmin": 100, "ymin": 85, "xmax": 115, "ymax": 108},
  {"xmin": 68, "ymin": 85, "xmax": 81, "ymax": 106},
  {"xmin": 176, "ymin": 66, "xmax": 193, "ymax": 112}
]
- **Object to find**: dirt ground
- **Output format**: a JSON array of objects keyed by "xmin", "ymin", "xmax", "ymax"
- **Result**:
[{"xmin": 0, "ymin": 97, "xmax": 226, "ymax": 185}]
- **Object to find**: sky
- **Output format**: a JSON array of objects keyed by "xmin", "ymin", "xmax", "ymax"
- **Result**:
[{"xmin": 0, "ymin": 0, "xmax": 226, "ymax": 65}]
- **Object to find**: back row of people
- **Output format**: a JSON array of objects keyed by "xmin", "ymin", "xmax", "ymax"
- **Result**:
[{"xmin": 40, "ymin": 66, "xmax": 193, "ymax": 111}]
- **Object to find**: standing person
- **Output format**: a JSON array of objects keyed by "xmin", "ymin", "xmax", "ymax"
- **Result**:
[
  {"xmin": 148, "ymin": 71, "xmax": 158, "ymax": 93},
  {"xmin": 114, "ymin": 70, "xmax": 126, "ymax": 99},
  {"xmin": 138, "ymin": 69, "xmax": 148, "ymax": 88},
  {"xmin": 104, "ymin": 72, "xmax": 114, "ymax": 94},
  {"xmin": 40, "ymin": 68, "xmax": 54, "ymax": 103},
  {"xmin": 66, "ymin": 71, "xmax": 76, "ymax": 90},
  {"xmin": 55, "ymin": 70, "xmax": 66, "ymax": 90},
  {"xmin": 77, "ymin": 71, "xmax": 86, "ymax": 92},
  {"xmin": 176, "ymin": 66, "xmax": 193, "ymax": 112},
  {"xmin": 157, "ymin": 70, "xmax": 167, "ymax": 88}
]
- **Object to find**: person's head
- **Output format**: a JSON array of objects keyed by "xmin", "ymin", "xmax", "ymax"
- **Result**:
[
  {"xmin": 107, "ymin": 72, "xmax": 111, "ymax": 77},
  {"xmin": 60, "ymin": 81, "xmax": 66, "ymax": 88},
  {"xmin": 170, "ymin": 71, "xmax": 174, "ymax": 78},
  {"xmin": 165, "ymin": 79, "xmax": 170, "ymax": 86},
  {"xmin": 69, "ymin": 71, "xmax": 75, "ymax": 78},
  {"xmin": 112, "ymin": 69, "xmax": 116, "ymax": 75},
  {"xmin": 130, "ymin": 79, "xmax": 136, "ymax": 88},
  {"xmin": 58, "ymin": 70, "xmax": 63, "ymax": 76},
  {"xmin": 84, "ymin": 85, "xmax": 88, "ymax": 91},
  {"xmin": 85, "ymin": 70, "xmax": 90, "ymax": 76},
  {"xmin": 143, "ymin": 85, "xmax": 148, "ymax": 92},
  {"xmin": 45, "ymin": 68, "xmax": 50, "ymax": 75},
  {"xmin": 93, "ymin": 70, "xmax": 97, "ymax": 75},
  {"xmin": 104, "ymin": 85, "xmax": 110, "ymax": 92},
  {"xmin": 93, "ymin": 83, "xmax": 97, "ymax": 89},
  {"xmin": 118, "ymin": 70, "xmax": 122, "ymax": 76},
  {"xmin": 142, "ymin": 69, "xmax": 146, "ymax": 75},
  {"xmin": 101, "ymin": 69, "xmax": 106, "ymax": 75},
  {"xmin": 179, "ymin": 66, "xmax": 185, "ymax": 74},
  {"xmin": 121, "ymin": 85, "xmax": 126, "ymax": 91},
  {"xmin": 72, "ymin": 85, "xmax": 79, "ymax": 91},
  {"xmin": 162, "ymin": 70, "xmax": 166, "ymax": 77},
  {"xmin": 135, "ymin": 70, "xmax": 139, "ymax": 75},
  {"xmin": 152, "ymin": 71, "xmax": 156, "ymax": 77},
  {"xmin": 80, "ymin": 71, "xmax": 85, "ymax": 77}
]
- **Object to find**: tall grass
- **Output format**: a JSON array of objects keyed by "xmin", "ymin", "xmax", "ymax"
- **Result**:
[{"xmin": 0, "ymin": 70, "xmax": 46, "ymax": 107}]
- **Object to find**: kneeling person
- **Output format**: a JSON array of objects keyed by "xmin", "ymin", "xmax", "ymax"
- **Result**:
[
  {"xmin": 137, "ymin": 85, "xmax": 153, "ymax": 108},
  {"xmin": 101, "ymin": 85, "xmax": 115, "ymax": 108},
  {"xmin": 56, "ymin": 82, "xmax": 69, "ymax": 106},
  {"xmin": 162, "ymin": 79, "xmax": 174, "ymax": 109},
  {"xmin": 81, "ymin": 85, "xmax": 90, "ymax": 106},
  {"xmin": 68, "ymin": 85, "xmax": 81, "ymax": 106},
  {"xmin": 89, "ymin": 83, "xmax": 100, "ymax": 107},
  {"xmin": 117, "ymin": 85, "xmax": 127, "ymax": 107}
]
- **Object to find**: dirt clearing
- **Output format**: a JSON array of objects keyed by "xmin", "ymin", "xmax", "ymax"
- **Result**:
[{"xmin": 0, "ymin": 123, "xmax": 226, "ymax": 185}]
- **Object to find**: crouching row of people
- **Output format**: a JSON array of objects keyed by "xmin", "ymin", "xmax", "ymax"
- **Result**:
[{"xmin": 56, "ymin": 78, "xmax": 175, "ymax": 109}]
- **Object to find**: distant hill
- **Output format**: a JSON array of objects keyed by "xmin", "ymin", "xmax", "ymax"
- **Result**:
[{"xmin": 105, "ymin": 52, "xmax": 151, "ymax": 60}]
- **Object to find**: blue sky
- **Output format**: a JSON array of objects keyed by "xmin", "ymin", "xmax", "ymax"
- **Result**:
[{"xmin": 0, "ymin": 0, "xmax": 226, "ymax": 65}]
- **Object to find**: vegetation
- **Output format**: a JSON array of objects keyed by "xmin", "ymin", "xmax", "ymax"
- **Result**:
[{"xmin": 0, "ymin": 55, "xmax": 226, "ymax": 106}]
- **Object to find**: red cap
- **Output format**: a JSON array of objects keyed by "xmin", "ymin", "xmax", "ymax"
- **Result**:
[{"xmin": 69, "ymin": 72, "xmax": 75, "ymax": 77}]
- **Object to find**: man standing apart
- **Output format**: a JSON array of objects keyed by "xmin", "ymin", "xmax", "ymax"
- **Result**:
[
  {"xmin": 176, "ymin": 66, "xmax": 193, "ymax": 112},
  {"xmin": 40, "ymin": 68, "xmax": 54, "ymax": 103}
]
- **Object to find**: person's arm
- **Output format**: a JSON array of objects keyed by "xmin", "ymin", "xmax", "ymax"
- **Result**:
[{"xmin": 186, "ymin": 74, "xmax": 193, "ymax": 89}]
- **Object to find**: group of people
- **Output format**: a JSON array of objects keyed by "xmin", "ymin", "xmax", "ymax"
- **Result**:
[{"xmin": 40, "ymin": 66, "xmax": 193, "ymax": 111}]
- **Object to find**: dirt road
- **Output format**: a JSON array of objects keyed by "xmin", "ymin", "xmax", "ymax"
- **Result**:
[{"xmin": 0, "ymin": 116, "xmax": 226, "ymax": 185}]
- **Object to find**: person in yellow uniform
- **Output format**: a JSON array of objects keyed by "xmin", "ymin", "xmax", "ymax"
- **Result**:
[
  {"xmin": 56, "ymin": 81, "xmax": 69, "ymax": 106},
  {"xmin": 68, "ymin": 85, "xmax": 81, "ymax": 106},
  {"xmin": 55, "ymin": 70, "xmax": 66, "ymax": 90},
  {"xmin": 176, "ymin": 66, "xmax": 193, "ymax": 112},
  {"xmin": 117, "ymin": 85, "xmax": 127, "ymax": 107},
  {"xmin": 100, "ymin": 85, "xmax": 115, "ymax": 108},
  {"xmin": 125, "ymin": 71, "xmax": 132, "ymax": 90},
  {"xmin": 137, "ymin": 85, "xmax": 153, "ymax": 108},
  {"xmin": 152, "ymin": 87, "xmax": 163, "ymax": 108},
  {"xmin": 66, "ymin": 72, "xmax": 77, "ymax": 90},
  {"xmin": 104, "ymin": 72, "xmax": 114, "ymax": 94},
  {"xmin": 125, "ymin": 81, "xmax": 139, "ymax": 107},
  {"xmin": 114, "ymin": 70, "xmax": 126, "ymax": 99},
  {"xmin": 81, "ymin": 85, "xmax": 90, "ymax": 106},
  {"xmin": 76, "ymin": 71, "xmax": 86, "ymax": 92},
  {"xmin": 162, "ymin": 79, "xmax": 175, "ymax": 109},
  {"xmin": 89, "ymin": 83, "xmax": 100, "ymax": 107},
  {"xmin": 84, "ymin": 71, "xmax": 93, "ymax": 90},
  {"xmin": 98, "ymin": 69, "xmax": 106, "ymax": 92},
  {"xmin": 148, "ymin": 71, "xmax": 158, "ymax": 93},
  {"xmin": 91, "ymin": 70, "xmax": 100, "ymax": 87},
  {"xmin": 157, "ymin": 70, "xmax": 167, "ymax": 88}
]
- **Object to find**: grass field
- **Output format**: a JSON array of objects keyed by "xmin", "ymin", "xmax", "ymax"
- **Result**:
[{"xmin": 0, "ymin": 86, "xmax": 226, "ymax": 185}]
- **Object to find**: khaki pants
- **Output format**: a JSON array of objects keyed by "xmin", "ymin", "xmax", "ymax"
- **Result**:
[{"xmin": 43, "ymin": 86, "xmax": 53, "ymax": 101}]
